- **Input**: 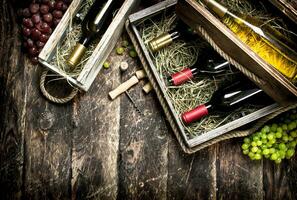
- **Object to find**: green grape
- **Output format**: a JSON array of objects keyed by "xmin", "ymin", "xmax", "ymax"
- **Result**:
[
  {"xmin": 253, "ymin": 136, "xmax": 260, "ymax": 141},
  {"xmin": 254, "ymin": 154, "xmax": 262, "ymax": 160},
  {"xmin": 290, "ymin": 131, "xmax": 297, "ymax": 138},
  {"xmin": 242, "ymin": 143, "xmax": 249, "ymax": 150},
  {"xmin": 248, "ymin": 152, "xmax": 255, "ymax": 159},
  {"xmin": 251, "ymin": 141, "xmax": 257, "ymax": 147},
  {"xmin": 283, "ymin": 135, "xmax": 289, "ymax": 142},
  {"xmin": 275, "ymin": 131, "xmax": 282, "ymax": 138},
  {"xmin": 275, "ymin": 158, "xmax": 282, "ymax": 164},
  {"xmin": 279, "ymin": 150, "xmax": 286, "ymax": 159},
  {"xmin": 267, "ymin": 133, "xmax": 275, "ymax": 140},
  {"xmin": 271, "ymin": 123, "xmax": 278, "ymax": 132},
  {"xmin": 262, "ymin": 139, "xmax": 268, "ymax": 144},
  {"xmin": 267, "ymin": 143, "xmax": 273, "ymax": 148},
  {"xmin": 288, "ymin": 122, "xmax": 297, "ymax": 130},
  {"xmin": 256, "ymin": 149, "xmax": 262, "ymax": 154},
  {"xmin": 244, "ymin": 138, "xmax": 251, "ymax": 143},
  {"xmin": 277, "ymin": 127, "xmax": 283, "ymax": 133},
  {"xmin": 282, "ymin": 124, "xmax": 288, "ymax": 131},
  {"xmin": 289, "ymin": 141, "xmax": 297, "ymax": 148},
  {"xmin": 271, "ymin": 153, "xmax": 278, "ymax": 160},
  {"xmin": 261, "ymin": 134, "xmax": 267, "ymax": 140},
  {"xmin": 278, "ymin": 143, "xmax": 287, "ymax": 151},
  {"xmin": 286, "ymin": 149, "xmax": 295, "ymax": 159},
  {"xmin": 261, "ymin": 145, "xmax": 267, "ymax": 149},
  {"xmin": 262, "ymin": 125, "xmax": 270, "ymax": 134},
  {"xmin": 251, "ymin": 146, "xmax": 258, "ymax": 153},
  {"xmin": 263, "ymin": 149, "xmax": 270, "ymax": 155},
  {"xmin": 256, "ymin": 140, "xmax": 262, "ymax": 146},
  {"xmin": 243, "ymin": 149, "xmax": 249, "ymax": 155},
  {"xmin": 268, "ymin": 138, "xmax": 276, "ymax": 145},
  {"xmin": 269, "ymin": 148, "xmax": 276, "ymax": 154},
  {"xmin": 264, "ymin": 154, "xmax": 270, "ymax": 158}
]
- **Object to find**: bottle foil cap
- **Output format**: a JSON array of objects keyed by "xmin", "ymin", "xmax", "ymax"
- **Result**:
[
  {"xmin": 171, "ymin": 68, "xmax": 193, "ymax": 86},
  {"xmin": 67, "ymin": 43, "xmax": 87, "ymax": 70},
  {"xmin": 182, "ymin": 105, "xmax": 209, "ymax": 124}
]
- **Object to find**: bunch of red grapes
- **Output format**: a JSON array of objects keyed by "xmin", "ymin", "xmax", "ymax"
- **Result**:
[{"xmin": 18, "ymin": 0, "xmax": 72, "ymax": 64}]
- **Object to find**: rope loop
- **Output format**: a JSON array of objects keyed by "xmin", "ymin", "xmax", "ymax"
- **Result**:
[{"xmin": 40, "ymin": 69, "xmax": 78, "ymax": 104}]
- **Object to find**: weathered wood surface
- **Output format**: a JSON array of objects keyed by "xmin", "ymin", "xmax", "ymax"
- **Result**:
[{"xmin": 1, "ymin": 1, "xmax": 297, "ymax": 200}]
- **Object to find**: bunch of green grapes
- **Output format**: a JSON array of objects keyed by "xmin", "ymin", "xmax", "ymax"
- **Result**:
[{"xmin": 242, "ymin": 109, "xmax": 297, "ymax": 164}]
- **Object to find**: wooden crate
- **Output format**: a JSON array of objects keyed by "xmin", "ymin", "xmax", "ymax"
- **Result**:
[
  {"xmin": 38, "ymin": 0, "xmax": 140, "ymax": 91},
  {"xmin": 268, "ymin": 0, "xmax": 297, "ymax": 24},
  {"xmin": 125, "ymin": 0, "xmax": 287, "ymax": 153},
  {"xmin": 176, "ymin": 0, "xmax": 297, "ymax": 105}
]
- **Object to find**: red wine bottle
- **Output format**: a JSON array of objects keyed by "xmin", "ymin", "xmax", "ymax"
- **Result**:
[
  {"xmin": 168, "ymin": 59, "xmax": 230, "ymax": 86},
  {"xmin": 181, "ymin": 80, "xmax": 271, "ymax": 124},
  {"xmin": 148, "ymin": 20, "xmax": 195, "ymax": 53}
]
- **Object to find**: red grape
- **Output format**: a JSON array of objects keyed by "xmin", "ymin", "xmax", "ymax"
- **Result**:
[
  {"xmin": 30, "ymin": 57, "xmax": 39, "ymax": 65},
  {"xmin": 22, "ymin": 27, "xmax": 31, "ymax": 37},
  {"xmin": 53, "ymin": 18, "xmax": 61, "ymax": 27},
  {"xmin": 23, "ymin": 18, "xmax": 34, "ymax": 28},
  {"xmin": 43, "ymin": 13, "xmax": 53, "ymax": 23},
  {"xmin": 29, "ymin": 3, "xmax": 39, "ymax": 14},
  {"xmin": 27, "ymin": 38, "xmax": 34, "ymax": 48},
  {"xmin": 55, "ymin": 1, "xmax": 64, "ymax": 10},
  {"xmin": 31, "ymin": 28, "xmax": 41, "ymax": 40},
  {"xmin": 40, "ymin": 4, "xmax": 49, "ymax": 14},
  {"xmin": 28, "ymin": 46, "xmax": 38, "ymax": 56},
  {"xmin": 48, "ymin": 1, "xmax": 55, "ymax": 11},
  {"xmin": 62, "ymin": 4, "xmax": 68, "ymax": 11},
  {"xmin": 36, "ymin": 22, "xmax": 52, "ymax": 34},
  {"xmin": 31, "ymin": 14, "xmax": 41, "ymax": 24},
  {"xmin": 53, "ymin": 10, "xmax": 63, "ymax": 19},
  {"xmin": 23, "ymin": 8, "xmax": 31, "ymax": 17},
  {"xmin": 63, "ymin": 0, "xmax": 72, "ymax": 6},
  {"xmin": 42, "ymin": 0, "xmax": 50, "ymax": 4},
  {"xmin": 39, "ymin": 34, "xmax": 49, "ymax": 43},
  {"xmin": 36, "ymin": 41, "xmax": 45, "ymax": 48}
]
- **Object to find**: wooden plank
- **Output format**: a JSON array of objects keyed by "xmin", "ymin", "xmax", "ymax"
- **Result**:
[
  {"xmin": 22, "ymin": 63, "xmax": 73, "ymax": 199},
  {"xmin": 0, "ymin": 1, "xmax": 25, "ymax": 199},
  {"xmin": 71, "ymin": 51, "xmax": 121, "ymax": 199},
  {"xmin": 118, "ymin": 52, "xmax": 169, "ymax": 199},
  {"xmin": 263, "ymin": 158, "xmax": 297, "ymax": 200},
  {"xmin": 217, "ymin": 138, "xmax": 264, "ymax": 200},
  {"xmin": 167, "ymin": 139, "xmax": 217, "ymax": 199}
]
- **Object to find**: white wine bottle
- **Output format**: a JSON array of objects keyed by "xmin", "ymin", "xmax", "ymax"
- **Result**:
[{"xmin": 67, "ymin": 0, "xmax": 116, "ymax": 69}]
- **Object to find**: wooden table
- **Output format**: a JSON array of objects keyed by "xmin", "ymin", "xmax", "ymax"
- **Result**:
[{"xmin": 1, "ymin": 1, "xmax": 297, "ymax": 199}]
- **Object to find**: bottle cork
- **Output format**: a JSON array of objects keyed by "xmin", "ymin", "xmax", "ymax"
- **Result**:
[
  {"xmin": 143, "ymin": 82, "xmax": 153, "ymax": 94},
  {"xmin": 109, "ymin": 76, "xmax": 139, "ymax": 100},
  {"xmin": 135, "ymin": 69, "xmax": 147, "ymax": 79}
]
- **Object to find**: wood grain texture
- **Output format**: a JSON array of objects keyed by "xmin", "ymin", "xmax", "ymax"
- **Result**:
[
  {"xmin": 22, "ymin": 63, "xmax": 73, "ymax": 199},
  {"xmin": 263, "ymin": 158, "xmax": 297, "ymax": 200},
  {"xmin": 0, "ymin": 1, "xmax": 25, "ymax": 199},
  {"xmin": 167, "ymin": 139, "xmax": 217, "ymax": 200},
  {"xmin": 217, "ymin": 138, "xmax": 263, "ymax": 200},
  {"xmin": 71, "ymin": 51, "xmax": 121, "ymax": 200},
  {"xmin": 117, "ymin": 52, "xmax": 169, "ymax": 199}
]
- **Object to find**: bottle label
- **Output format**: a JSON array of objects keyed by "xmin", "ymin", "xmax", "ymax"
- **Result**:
[
  {"xmin": 182, "ymin": 105, "xmax": 209, "ymax": 124},
  {"xmin": 172, "ymin": 68, "xmax": 193, "ymax": 86}
]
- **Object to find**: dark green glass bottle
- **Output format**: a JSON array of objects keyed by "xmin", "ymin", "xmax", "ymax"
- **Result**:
[{"xmin": 67, "ymin": 0, "xmax": 116, "ymax": 69}]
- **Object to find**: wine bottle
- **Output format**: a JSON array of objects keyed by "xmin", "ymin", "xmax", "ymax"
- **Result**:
[
  {"xmin": 148, "ymin": 20, "xmax": 195, "ymax": 53},
  {"xmin": 181, "ymin": 79, "xmax": 271, "ymax": 124},
  {"xmin": 168, "ymin": 58, "xmax": 230, "ymax": 86},
  {"xmin": 200, "ymin": 0, "xmax": 297, "ymax": 79},
  {"xmin": 67, "ymin": 0, "xmax": 116, "ymax": 69}
]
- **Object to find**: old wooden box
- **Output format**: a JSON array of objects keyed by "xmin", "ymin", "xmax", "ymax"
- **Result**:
[
  {"xmin": 176, "ymin": 0, "xmax": 297, "ymax": 105},
  {"xmin": 38, "ymin": 0, "xmax": 140, "ymax": 91},
  {"xmin": 125, "ymin": 0, "xmax": 287, "ymax": 153},
  {"xmin": 268, "ymin": 0, "xmax": 297, "ymax": 24}
]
